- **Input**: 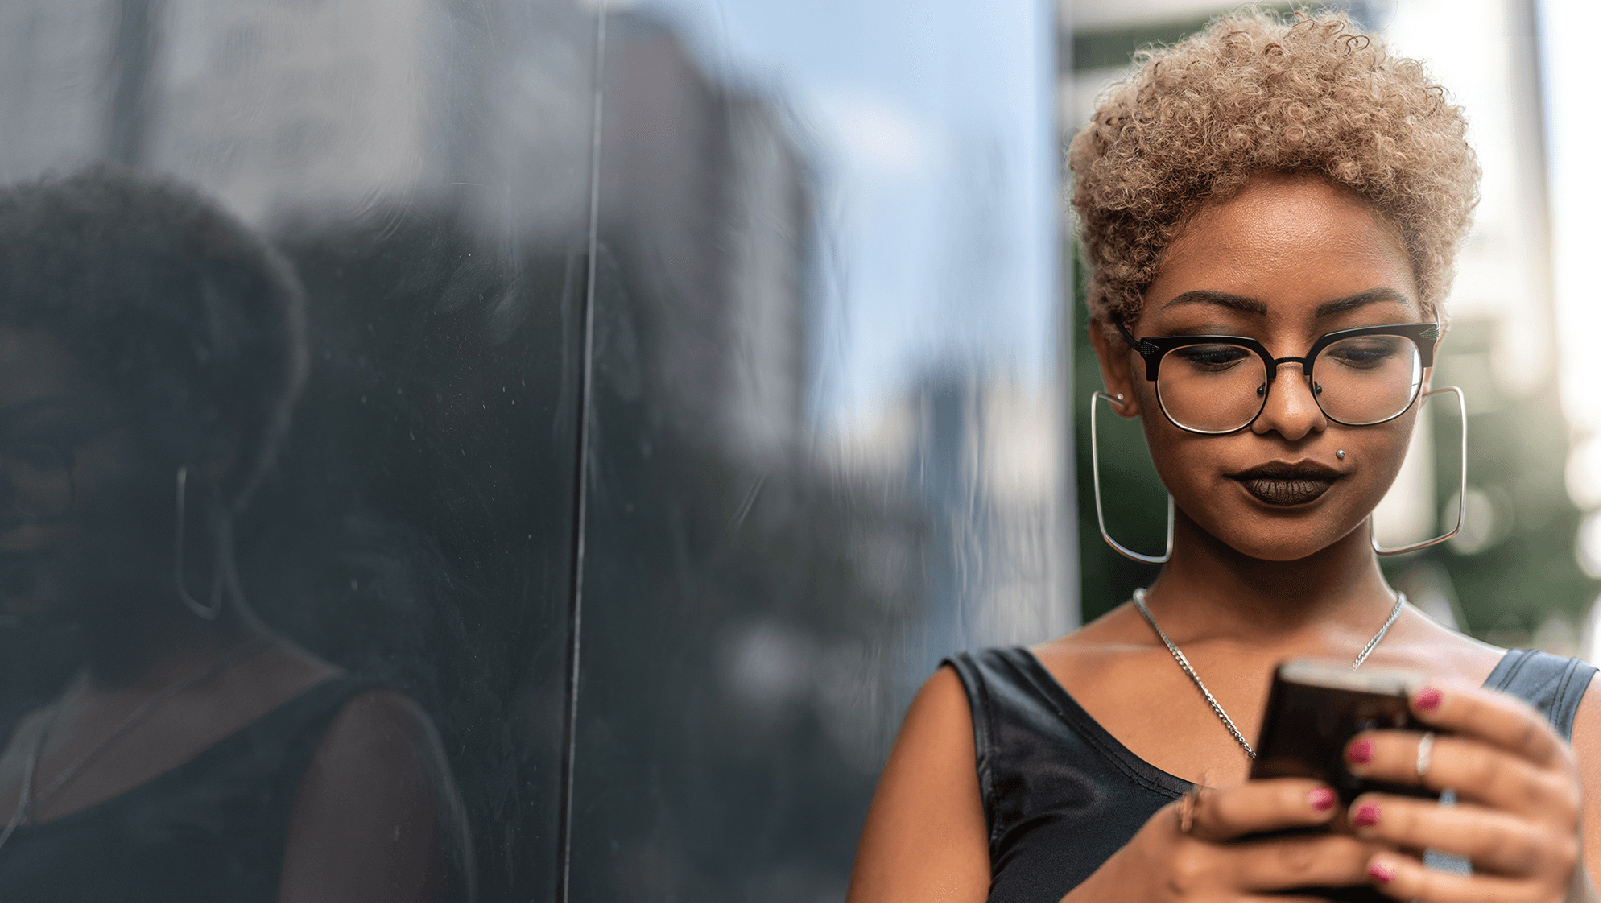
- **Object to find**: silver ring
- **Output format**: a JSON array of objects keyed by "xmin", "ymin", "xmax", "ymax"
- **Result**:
[
  {"xmin": 1177, "ymin": 789, "xmax": 1198, "ymax": 834},
  {"xmin": 1415, "ymin": 732, "xmax": 1435, "ymax": 779}
]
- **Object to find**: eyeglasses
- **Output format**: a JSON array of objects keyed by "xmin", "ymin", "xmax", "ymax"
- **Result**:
[{"xmin": 1116, "ymin": 321, "xmax": 1440, "ymax": 435}]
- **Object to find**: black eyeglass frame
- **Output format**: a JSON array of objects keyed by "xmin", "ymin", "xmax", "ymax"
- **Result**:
[{"xmin": 1114, "ymin": 320, "xmax": 1441, "ymax": 435}]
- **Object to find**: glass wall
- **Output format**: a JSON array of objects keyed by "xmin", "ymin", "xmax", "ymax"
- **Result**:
[
  {"xmin": 568, "ymin": 3, "xmax": 1064, "ymax": 899},
  {"xmin": 0, "ymin": 0, "xmax": 1068, "ymax": 899}
]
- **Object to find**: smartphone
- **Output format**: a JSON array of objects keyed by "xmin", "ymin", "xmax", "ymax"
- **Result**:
[
  {"xmin": 1247, "ymin": 661, "xmax": 1440, "ymax": 903},
  {"xmin": 1250, "ymin": 659, "xmax": 1439, "ymax": 807}
]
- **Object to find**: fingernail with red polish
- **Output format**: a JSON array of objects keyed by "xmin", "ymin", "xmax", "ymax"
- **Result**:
[
  {"xmin": 1347, "ymin": 739, "xmax": 1373, "ymax": 765},
  {"xmin": 1309, "ymin": 788, "xmax": 1336, "ymax": 812},
  {"xmin": 1416, "ymin": 687, "xmax": 1444, "ymax": 710},
  {"xmin": 1353, "ymin": 803, "xmax": 1381, "ymax": 827},
  {"xmin": 1368, "ymin": 860, "xmax": 1396, "ymax": 884}
]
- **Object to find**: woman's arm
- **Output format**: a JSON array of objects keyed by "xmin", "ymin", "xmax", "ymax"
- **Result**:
[
  {"xmin": 278, "ymin": 690, "xmax": 472, "ymax": 903},
  {"xmin": 847, "ymin": 667, "xmax": 991, "ymax": 903}
]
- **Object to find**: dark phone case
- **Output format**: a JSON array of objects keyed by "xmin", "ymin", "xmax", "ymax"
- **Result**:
[
  {"xmin": 1250, "ymin": 667, "xmax": 1437, "ymax": 806},
  {"xmin": 1247, "ymin": 666, "xmax": 1439, "ymax": 903}
]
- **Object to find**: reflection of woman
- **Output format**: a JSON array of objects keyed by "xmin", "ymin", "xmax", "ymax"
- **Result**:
[
  {"xmin": 0, "ymin": 167, "xmax": 471, "ymax": 901},
  {"xmin": 851, "ymin": 13, "xmax": 1600, "ymax": 903}
]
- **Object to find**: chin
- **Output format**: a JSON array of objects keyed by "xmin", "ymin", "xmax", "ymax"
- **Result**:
[{"xmin": 1223, "ymin": 518, "xmax": 1369, "ymax": 562}]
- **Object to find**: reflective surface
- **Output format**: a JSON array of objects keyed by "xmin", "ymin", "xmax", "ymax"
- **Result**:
[
  {"xmin": 0, "ymin": 0, "xmax": 1067, "ymax": 899},
  {"xmin": 572, "ymin": 2, "xmax": 1065, "ymax": 898}
]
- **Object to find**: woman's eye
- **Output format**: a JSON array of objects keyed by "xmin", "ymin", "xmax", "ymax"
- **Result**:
[
  {"xmin": 1171, "ymin": 344, "xmax": 1251, "ymax": 370},
  {"xmin": 1325, "ymin": 337, "xmax": 1403, "ymax": 369}
]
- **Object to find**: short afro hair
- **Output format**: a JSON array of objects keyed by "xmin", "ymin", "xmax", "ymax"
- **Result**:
[
  {"xmin": 0, "ymin": 165, "xmax": 307, "ymax": 510},
  {"xmin": 1068, "ymin": 10, "xmax": 1480, "ymax": 328}
]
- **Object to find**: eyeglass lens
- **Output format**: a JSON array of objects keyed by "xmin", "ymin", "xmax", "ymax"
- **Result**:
[{"xmin": 1155, "ymin": 334, "xmax": 1424, "ymax": 433}]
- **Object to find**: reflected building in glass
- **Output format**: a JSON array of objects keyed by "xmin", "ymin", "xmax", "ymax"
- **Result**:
[{"xmin": 0, "ymin": 0, "xmax": 1068, "ymax": 899}]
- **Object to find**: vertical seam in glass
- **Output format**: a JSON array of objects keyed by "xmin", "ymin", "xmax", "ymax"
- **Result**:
[{"xmin": 557, "ymin": 5, "xmax": 608, "ymax": 902}]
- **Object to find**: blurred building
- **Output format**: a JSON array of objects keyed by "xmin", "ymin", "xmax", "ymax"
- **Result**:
[
  {"xmin": 596, "ymin": 12, "xmax": 817, "ymax": 466},
  {"xmin": 830, "ymin": 369, "xmax": 1072, "ymax": 672}
]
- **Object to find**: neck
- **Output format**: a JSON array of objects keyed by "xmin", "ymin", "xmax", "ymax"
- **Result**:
[
  {"xmin": 76, "ymin": 594, "xmax": 257, "ymax": 691},
  {"xmin": 1140, "ymin": 511, "xmax": 1396, "ymax": 646}
]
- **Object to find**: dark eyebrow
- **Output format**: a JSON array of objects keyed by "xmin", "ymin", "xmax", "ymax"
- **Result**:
[
  {"xmin": 1312, "ymin": 288, "xmax": 1411, "ymax": 317},
  {"xmin": 1159, "ymin": 290, "xmax": 1267, "ymax": 316},
  {"xmin": 1158, "ymin": 287, "xmax": 1412, "ymax": 319}
]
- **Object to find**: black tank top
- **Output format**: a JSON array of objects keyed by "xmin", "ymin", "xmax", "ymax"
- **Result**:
[
  {"xmin": 0, "ymin": 675, "xmax": 378, "ymax": 902},
  {"xmin": 945, "ymin": 647, "xmax": 1597, "ymax": 903}
]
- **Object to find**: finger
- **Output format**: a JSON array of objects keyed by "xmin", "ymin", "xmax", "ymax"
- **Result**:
[
  {"xmin": 1346, "ymin": 731, "xmax": 1580, "ymax": 823},
  {"xmin": 1229, "ymin": 833, "xmax": 1381, "ymax": 892},
  {"xmin": 1183, "ymin": 781, "xmax": 1339, "ymax": 842},
  {"xmin": 1365, "ymin": 851, "xmax": 1537, "ymax": 902},
  {"xmin": 1408, "ymin": 684, "xmax": 1572, "ymax": 773},
  {"xmin": 1347, "ymin": 793, "xmax": 1578, "ymax": 879}
]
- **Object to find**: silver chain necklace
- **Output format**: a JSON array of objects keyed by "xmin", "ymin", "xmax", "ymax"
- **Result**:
[
  {"xmin": 0, "ymin": 638, "xmax": 264, "ymax": 854},
  {"xmin": 1131, "ymin": 588, "xmax": 1406, "ymax": 758}
]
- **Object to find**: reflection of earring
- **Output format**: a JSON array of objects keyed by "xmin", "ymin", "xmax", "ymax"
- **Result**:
[
  {"xmin": 174, "ymin": 467, "xmax": 223, "ymax": 620},
  {"xmin": 1372, "ymin": 386, "xmax": 1468, "ymax": 556},
  {"xmin": 1091, "ymin": 391, "xmax": 1174, "ymax": 564}
]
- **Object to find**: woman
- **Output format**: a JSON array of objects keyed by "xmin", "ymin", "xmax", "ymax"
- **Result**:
[
  {"xmin": 0, "ymin": 167, "xmax": 472, "ymax": 901},
  {"xmin": 849, "ymin": 12, "xmax": 1599, "ymax": 903}
]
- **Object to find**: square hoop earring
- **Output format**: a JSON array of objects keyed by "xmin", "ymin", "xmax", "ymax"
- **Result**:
[
  {"xmin": 1091, "ymin": 391, "xmax": 1174, "ymax": 564},
  {"xmin": 1371, "ymin": 386, "xmax": 1467, "ymax": 555}
]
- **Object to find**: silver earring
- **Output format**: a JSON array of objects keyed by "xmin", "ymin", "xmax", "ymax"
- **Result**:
[
  {"xmin": 174, "ymin": 466, "xmax": 223, "ymax": 620},
  {"xmin": 1091, "ymin": 391, "xmax": 1174, "ymax": 564},
  {"xmin": 1337, "ymin": 450, "xmax": 1346, "ymax": 460},
  {"xmin": 1371, "ymin": 386, "xmax": 1467, "ymax": 555}
]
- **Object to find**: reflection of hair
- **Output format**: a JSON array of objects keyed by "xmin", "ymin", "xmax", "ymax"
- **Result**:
[
  {"xmin": 1069, "ymin": 11, "xmax": 1480, "ymax": 328},
  {"xmin": 0, "ymin": 164, "xmax": 307, "ymax": 509}
]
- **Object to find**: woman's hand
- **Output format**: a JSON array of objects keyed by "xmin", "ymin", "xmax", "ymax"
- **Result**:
[
  {"xmin": 1343, "ymin": 684, "xmax": 1596, "ymax": 902},
  {"xmin": 1066, "ymin": 778, "xmax": 1381, "ymax": 901}
]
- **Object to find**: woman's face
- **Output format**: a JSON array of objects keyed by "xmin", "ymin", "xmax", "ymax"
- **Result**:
[
  {"xmin": 0, "ymin": 325, "xmax": 165, "ymax": 624},
  {"xmin": 1095, "ymin": 173, "xmax": 1428, "ymax": 562}
]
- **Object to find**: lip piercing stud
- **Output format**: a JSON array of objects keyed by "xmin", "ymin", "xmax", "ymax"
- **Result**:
[{"xmin": 1337, "ymin": 450, "xmax": 1346, "ymax": 460}]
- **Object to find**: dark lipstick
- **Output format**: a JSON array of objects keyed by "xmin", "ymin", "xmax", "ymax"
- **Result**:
[{"xmin": 1228, "ymin": 461, "xmax": 1342, "ymax": 507}]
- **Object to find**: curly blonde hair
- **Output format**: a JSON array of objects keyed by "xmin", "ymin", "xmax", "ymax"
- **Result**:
[{"xmin": 1068, "ymin": 10, "xmax": 1480, "ymax": 328}]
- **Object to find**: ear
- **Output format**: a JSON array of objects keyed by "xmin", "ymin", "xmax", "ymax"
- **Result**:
[{"xmin": 1087, "ymin": 316, "xmax": 1142, "ymax": 419}]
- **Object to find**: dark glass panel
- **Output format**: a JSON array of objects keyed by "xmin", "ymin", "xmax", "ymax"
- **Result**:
[
  {"xmin": 571, "ymin": 2, "xmax": 1069, "ymax": 898},
  {"xmin": 0, "ymin": 1, "xmax": 598, "ymax": 898}
]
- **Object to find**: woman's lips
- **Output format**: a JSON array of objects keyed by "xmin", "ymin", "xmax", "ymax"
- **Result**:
[{"xmin": 1229, "ymin": 463, "xmax": 1342, "ymax": 507}]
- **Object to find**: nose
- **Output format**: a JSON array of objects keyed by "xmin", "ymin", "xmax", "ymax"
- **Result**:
[{"xmin": 1250, "ymin": 361, "xmax": 1327, "ymax": 441}]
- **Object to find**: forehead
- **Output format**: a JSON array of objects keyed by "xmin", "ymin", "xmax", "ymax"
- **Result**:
[{"xmin": 1141, "ymin": 174, "xmax": 1420, "ymax": 328}]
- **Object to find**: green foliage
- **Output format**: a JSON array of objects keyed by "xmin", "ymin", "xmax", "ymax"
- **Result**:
[{"xmin": 1386, "ymin": 320, "xmax": 1598, "ymax": 641}]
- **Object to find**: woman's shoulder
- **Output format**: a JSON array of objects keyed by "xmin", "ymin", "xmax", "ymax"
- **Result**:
[{"xmin": 847, "ymin": 664, "xmax": 989, "ymax": 902}]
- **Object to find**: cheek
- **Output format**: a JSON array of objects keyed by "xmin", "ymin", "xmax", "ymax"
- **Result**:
[
  {"xmin": 1136, "ymin": 414, "xmax": 1208, "ymax": 500},
  {"xmin": 1350, "ymin": 413, "xmax": 1418, "ymax": 505}
]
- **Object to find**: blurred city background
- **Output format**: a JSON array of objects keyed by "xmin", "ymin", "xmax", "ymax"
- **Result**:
[{"xmin": 0, "ymin": 0, "xmax": 1590, "ymax": 900}]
